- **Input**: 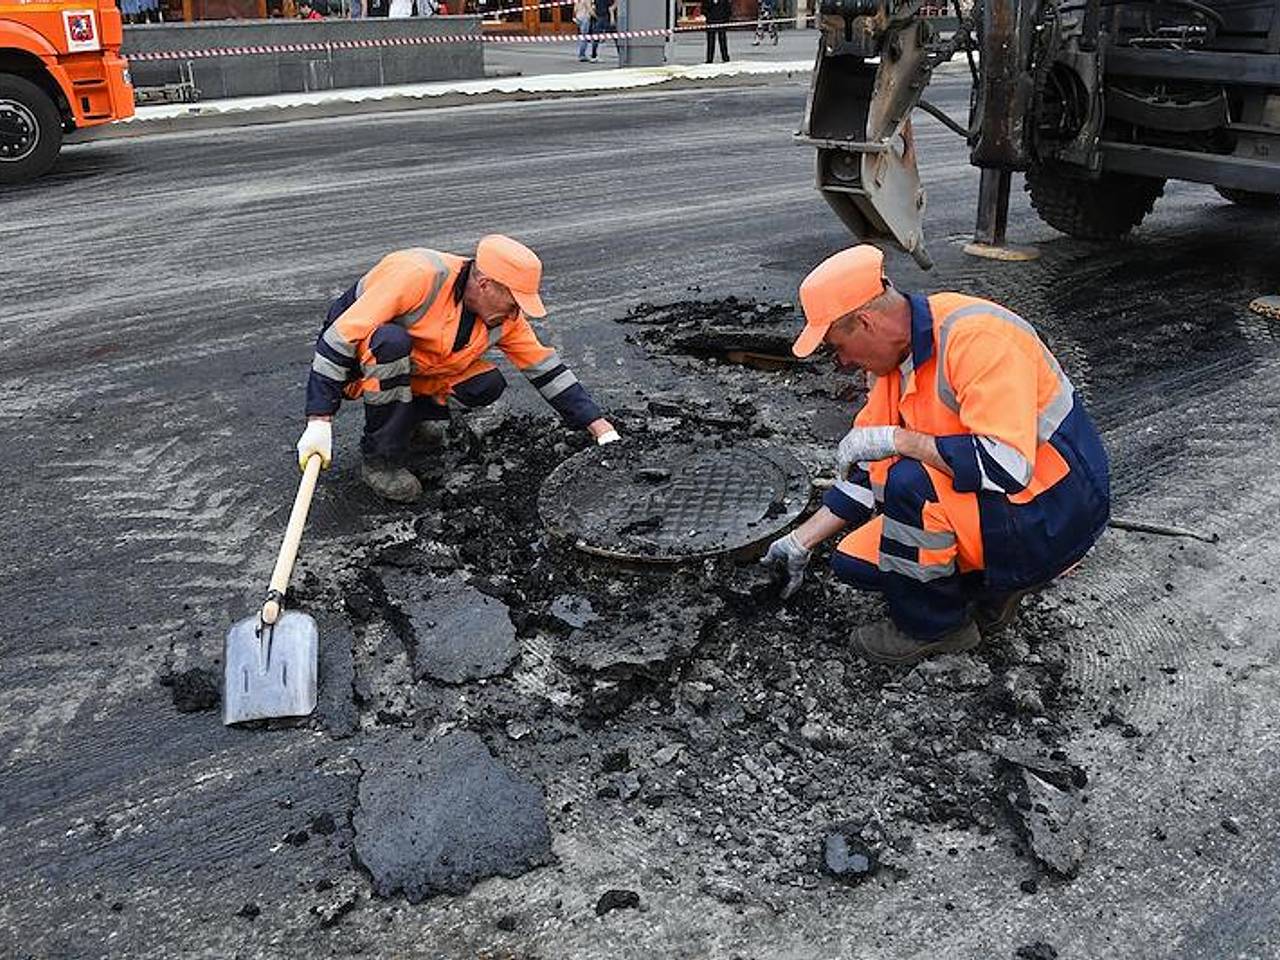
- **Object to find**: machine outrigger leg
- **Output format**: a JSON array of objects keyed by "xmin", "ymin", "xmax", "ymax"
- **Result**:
[{"xmin": 962, "ymin": 167, "xmax": 1040, "ymax": 261}]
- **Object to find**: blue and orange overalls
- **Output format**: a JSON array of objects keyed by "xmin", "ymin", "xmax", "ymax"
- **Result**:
[
  {"xmin": 305, "ymin": 248, "xmax": 602, "ymax": 462},
  {"xmin": 821, "ymin": 293, "xmax": 1111, "ymax": 639}
]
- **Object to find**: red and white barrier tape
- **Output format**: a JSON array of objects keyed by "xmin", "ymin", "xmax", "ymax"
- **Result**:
[
  {"xmin": 479, "ymin": 0, "xmax": 799, "ymax": 23},
  {"xmin": 480, "ymin": 0, "xmax": 586, "ymax": 21},
  {"xmin": 127, "ymin": 16, "xmax": 813, "ymax": 61}
]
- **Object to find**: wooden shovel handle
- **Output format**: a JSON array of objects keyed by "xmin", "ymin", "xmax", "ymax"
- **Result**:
[{"xmin": 261, "ymin": 454, "xmax": 323, "ymax": 625}]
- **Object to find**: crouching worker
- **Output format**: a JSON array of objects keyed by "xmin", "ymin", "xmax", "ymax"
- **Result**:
[
  {"xmin": 296, "ymin": 235, "xmax": 619, "ymax": 502},
  {"xmin": 762, "ymin": 245, "xmax": 1110, "ymax": 664}
]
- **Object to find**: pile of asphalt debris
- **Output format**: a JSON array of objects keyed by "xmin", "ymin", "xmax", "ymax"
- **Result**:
[{"xmin": 174, "ymin": 298, "xmax": 1096, "ymax": 933}]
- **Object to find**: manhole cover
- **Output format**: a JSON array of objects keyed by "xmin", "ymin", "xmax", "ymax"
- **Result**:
[{"xmin": 538, "ymin": 441, "xmax": 811, "ymax": 563}]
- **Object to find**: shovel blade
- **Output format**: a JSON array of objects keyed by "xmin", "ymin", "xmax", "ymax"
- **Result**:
[{"xmin": 222, "ymin": 611, "xmax": 319, "ymax": 725}]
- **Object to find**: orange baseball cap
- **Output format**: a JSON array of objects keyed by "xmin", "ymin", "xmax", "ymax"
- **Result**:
[
  {"xmin": 792, "ymin": 244, "xmax": 886, "ymax": 357},
  {"xmin": 476, "ymin": 234, "xmax": 547, "ymax": 318}
]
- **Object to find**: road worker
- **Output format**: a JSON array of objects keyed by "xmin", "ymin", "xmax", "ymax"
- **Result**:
[
  {"xmin": 762, "ymin": 245, "xmax": 1110, "ymax": 664},
  {"xmin": 296, "ymin": 235, "xmax": 619, "ymax": 501}
]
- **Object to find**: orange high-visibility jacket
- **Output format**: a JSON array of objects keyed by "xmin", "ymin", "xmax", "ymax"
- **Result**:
[
  {"xmin": 307, "ymin": 248, "xmax": 603, "ymax": 426},
  {"xmin": 827, "ymin": 292, "xmax": 1109, "ymax": 590},
  {"xmin": 322, "ymin": 249, "xmax": 565, "ymax": 404}
]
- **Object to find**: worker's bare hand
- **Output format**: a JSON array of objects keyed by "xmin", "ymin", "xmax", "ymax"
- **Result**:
[
  {"xmin": 761, "ymin": 532, "xmax": 811, "ymax": 599},
  {"xmin": 587, "ymin": 417, "xmax": 620, "ymax": 445}
]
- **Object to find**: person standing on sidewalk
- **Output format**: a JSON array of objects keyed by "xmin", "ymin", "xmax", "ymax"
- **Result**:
[
  {"xmin": 704, "ymin": 0, "xmax": 731, "ymax": 63},
  {"xmin": 590, "ymin": 0, "xmax": 619, "ymax": 62},
  {"xmin": 752, "ymin": 0, "xmax": 778, "ymax": 44},
  {"xmin": 574, "ymin": 0, "xmax": 593, "ymax": 61}
]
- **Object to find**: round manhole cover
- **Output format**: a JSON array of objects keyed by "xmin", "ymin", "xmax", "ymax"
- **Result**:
[{"xmin": 538, "ymin": 440, "xmax": 811, "ymax": 563}]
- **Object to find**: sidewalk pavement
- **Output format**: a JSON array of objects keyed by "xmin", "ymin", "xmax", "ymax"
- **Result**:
[
  {"xmin": 483, "ymin": 24, "xmax": 819, "ymax": 75},
  {"xmin": 81, "ymin": 28, "xmax": 968, "ymax": 139},
  {"xmin": 80, "ymin": 56, "xmax": 816, "ymax": 139}
]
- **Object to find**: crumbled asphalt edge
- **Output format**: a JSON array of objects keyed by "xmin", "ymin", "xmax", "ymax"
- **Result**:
[{"xmin": 240, "ymin": 297, "xmax": 1094, "ymax": 908}]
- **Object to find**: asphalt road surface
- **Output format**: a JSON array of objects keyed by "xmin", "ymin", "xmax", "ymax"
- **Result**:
[{"xmin": 4, "ymin": 74, "xmax": 1280, "ymax": 959}]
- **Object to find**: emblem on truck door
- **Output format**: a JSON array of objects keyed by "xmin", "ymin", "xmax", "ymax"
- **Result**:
[{"xmin": 62, "ymin": 10, "xmax": 99, "ymax": 53}]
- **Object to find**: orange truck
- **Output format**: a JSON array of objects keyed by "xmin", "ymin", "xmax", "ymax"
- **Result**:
[{"xmin": 0, "ymin": 0, "xmax": 133, "ymax": 183}]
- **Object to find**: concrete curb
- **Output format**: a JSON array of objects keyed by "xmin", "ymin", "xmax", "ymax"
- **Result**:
[{"xmin": 72, "ymin": 60, "xmax": 818, "ymax": 140}]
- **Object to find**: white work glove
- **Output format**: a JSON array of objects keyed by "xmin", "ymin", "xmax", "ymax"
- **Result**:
[
  {"xmin": 596, "ymin": 429, "xmax": 621, "ymax": 445},
  {"xmin": 836, "ymin": 425, "xmax": 897, "ymax": 480},
  {"xmin": 760, "ymin": 532, "xmax": 812, "ymax": 600},
  {"xmin": 296, "ymin": 419, "xmax": 333, "ymax": 470}
]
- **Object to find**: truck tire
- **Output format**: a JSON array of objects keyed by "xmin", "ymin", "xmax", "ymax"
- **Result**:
[
  {"xmin": 1025, "ymin": 167, "xmax": 1165, "ymax": 239},
  {"xmin": 0, "ymin": 73, "xmax": 63, "ymax": 185},
  {"xmin": 1215, "ymin": 186, "xmax": 1280, "ymax": 209}
]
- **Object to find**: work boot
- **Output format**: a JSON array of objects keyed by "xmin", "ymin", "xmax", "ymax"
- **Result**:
[
  {"xmin": 361, "ymin": 458, "xmax": 422, "ymax": 503},
  {"xmin": 852, "ymin": 620, "xmax": 981, "ymax": 666},
  {"xmin": 409, "ymin": 420, "xmax": 448, "ymax": 453},
  {"xmin": 975, "ymin": 589, "xmax": 1031, "ymax": 634}
]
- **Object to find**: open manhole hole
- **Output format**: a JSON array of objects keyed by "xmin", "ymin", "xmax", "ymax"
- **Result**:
[
  {"xmin": 538, "ymin": 440, "xmax": 811, "ymax": 563},
  {"xmin": 668, "ymin": 329, "xmax": 801, "ymax": 371},
  {"xmin": 618, "ymin": 299, "xmax": 805, "ymax": 371}
]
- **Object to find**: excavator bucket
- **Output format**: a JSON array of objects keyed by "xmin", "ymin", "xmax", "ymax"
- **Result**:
[{"xmin": 797, "ymin": 10, "xmax": 936, "ymax": 268}]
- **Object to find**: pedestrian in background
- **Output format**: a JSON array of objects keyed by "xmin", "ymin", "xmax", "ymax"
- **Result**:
[
  {"xmin": 574, "ymin": 0, "xmax": 593, "ymax": 61},
  {"xmin": 752, "ymin": 0, "xmax": 777, "ymax": 44},
  {"xmin": 704, "ymin": 0, "xmax": 730, "ymax": 62},
  {"xmin": 121, "ymin": 0, "xmax": 162, "ymax": 24},
  {"xmin": 590, "ymin": 0, "xmax": 618, "ymax": 62}
]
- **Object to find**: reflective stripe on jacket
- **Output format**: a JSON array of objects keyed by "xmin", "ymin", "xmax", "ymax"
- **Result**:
[
  {"xmin": 307, "ymin": 248, "xmax": 601, "ymax": 425},
  {"xmin": 823, "ymin": 292, "xmax": 1110, "ymax": 589}
]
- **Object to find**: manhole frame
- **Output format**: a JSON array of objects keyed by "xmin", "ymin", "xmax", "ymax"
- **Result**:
[{"xmin": 538, "ymin": 440, "xmax": 813, "ymax": 565}]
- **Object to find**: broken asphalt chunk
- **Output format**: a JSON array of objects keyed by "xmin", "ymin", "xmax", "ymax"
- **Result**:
[
  {"xmin": 595, "ymin": 889, "xmax": 641, "ymax": 917},
  {"xmin": 822, "ymin": 831, "xmax": 879, "ymax": 883},
  {"xmin": 548, "ymin": 594, "xmax": 600, "ymax": 630},
  {"xmin": 353, "ymin": 731, "xmax": 553, "ymax": 902},
  {"xmin": 381, "ymin": 572, "xmax": 519, "ymax": 684},
  {"xmin": 1015, "ymin": 943, "xmax": 1058, "ymax": 960},
  {"xmin": 558, "ymin": 595, "xmax": 723, "ymax": 682},
  {"xmin": 1006, "ymin": 769, "xmax": 1090, "ymax": 877}
]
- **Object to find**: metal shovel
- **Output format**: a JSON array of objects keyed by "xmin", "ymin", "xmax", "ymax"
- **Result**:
[{"xmin": 222, "ymin": 455, "xmax": 322, "ymax": 726}]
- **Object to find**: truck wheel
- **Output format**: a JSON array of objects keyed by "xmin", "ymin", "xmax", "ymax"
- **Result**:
[
  {"xmin": 1025, "ymin": 167, "xmax": 1165, "ymax": 240},
  {"xmin": 1215, "ymin": 186, "xmax": 1280, "ymax": 209},
  {"xmin": 0, "ymin": 74, "xmax": 63, "ymax": 185}
]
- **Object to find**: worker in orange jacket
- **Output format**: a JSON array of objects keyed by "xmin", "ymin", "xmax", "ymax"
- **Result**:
[
  {"xmin": 762, "ymin": 245, "xmax": 1110, "ymax": 664},
  {"xmin": 296, "ymin": 235, "xmax": 619, "ymax": 501}
]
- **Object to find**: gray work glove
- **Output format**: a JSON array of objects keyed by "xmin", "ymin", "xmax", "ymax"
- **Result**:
[
  {"xmin": 761, "ymin": 532, "xmax": 812, "ymax": 599},
  {"xmin": 836, "ymin": 425, "xmax": 897, "ymax": 480}
]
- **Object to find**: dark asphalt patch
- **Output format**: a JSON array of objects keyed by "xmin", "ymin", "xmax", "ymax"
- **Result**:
[
  {"xmin": 313, "ymin": 609, "xmax": 359, "ymax": 738},
  {"xmin": 163, "ymin": 666, "xmax": 220, "ymax": 713},
  {"xmin": 353, "ymin": 730, "xmax": 553, "ymax": 902},
  {"xmin": 381, "ymin": 571, "xmax": 519, "ymax": 684},
  {"xmin": 595, "ymin": 888, "xmax": 641, "ymax": 916}
]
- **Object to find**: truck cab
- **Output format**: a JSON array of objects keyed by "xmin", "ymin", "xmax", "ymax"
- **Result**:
[{"xmin": 1, "ymin": 0, "xmax": 134, "ymax": 183}]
